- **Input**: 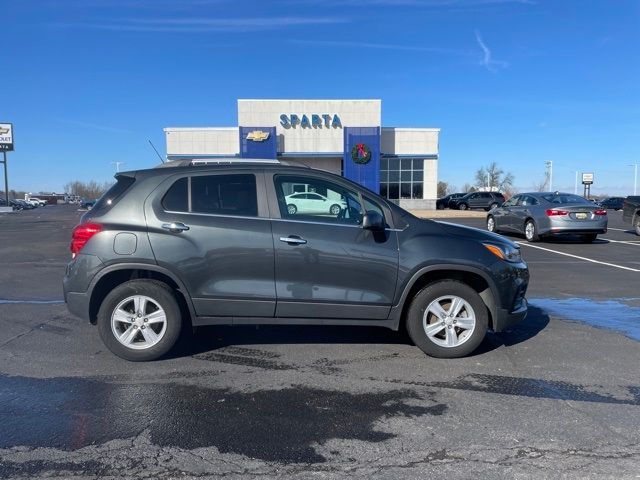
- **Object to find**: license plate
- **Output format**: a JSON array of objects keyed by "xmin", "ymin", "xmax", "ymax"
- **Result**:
[{"xmin": 575, "ymin": 212, "xmax": 588, "ymax": 220}]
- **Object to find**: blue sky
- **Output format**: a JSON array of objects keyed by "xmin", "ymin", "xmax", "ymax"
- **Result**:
[{"xmin": 3, "ymin": 0, "xmax": 639, "ymax": 195}]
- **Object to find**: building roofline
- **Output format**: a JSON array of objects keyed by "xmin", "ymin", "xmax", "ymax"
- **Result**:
[{"xmin": 164, "ymin": 127, "xmax": 238, "ymax": 132}]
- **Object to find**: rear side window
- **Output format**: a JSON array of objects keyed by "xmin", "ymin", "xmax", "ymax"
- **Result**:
[
  {"xmin": 92, "ymin": 175, "xmax": 135, "ymax": 211},
  {"xmin": 162, "ymin": 177, "xmax": 188, "ymax": 212},
  {"xmin": 161, "ymin": 174, "xmax": 258, "ymax": 217}
]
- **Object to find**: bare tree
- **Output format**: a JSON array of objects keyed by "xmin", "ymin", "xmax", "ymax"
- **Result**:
[
  {"xmin": 462, "ymin": 183, "xmax": 476, "ymax": 193},
  {"xmin": 437, "ymin": 181, "xmax": 452, "ymax": 198},
  {"xmin": 474, "ymin": 162, "xmax": 515, "ymax": 192},
  {"xmin": 64, "ymin": 180, "xmax": 112, "ymax": 200}
]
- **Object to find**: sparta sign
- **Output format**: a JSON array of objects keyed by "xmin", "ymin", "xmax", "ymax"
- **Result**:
[{"xmin": 0, "ymin": 123, "xmax": 13, "ymax": 151}]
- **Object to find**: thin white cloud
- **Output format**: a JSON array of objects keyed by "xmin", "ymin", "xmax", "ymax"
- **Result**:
[
  {"xmin": 474, "ymin": 30, "xmax": 508, "ymax": 72},
  {"xmin": 58, "ymin": 119, "xmax": 133, "ymax": 134},
  {"xmin": 289, "ymin": 39, "xmax": 471, "ymax": 55},
  {"xmin": 57, "ymin": 16, "xmax": 349, "ymax": 33}
]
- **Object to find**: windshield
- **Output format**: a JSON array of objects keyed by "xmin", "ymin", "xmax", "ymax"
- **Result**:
[{"xmin": 542, "ymin": 194, "xmax": 591, "ymax": 205}]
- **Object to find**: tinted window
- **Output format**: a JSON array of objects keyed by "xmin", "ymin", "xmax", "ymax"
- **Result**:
[
  {"xmin": 191, "ymin": 174, "xmax": 257, "ymax": 216},
  {"xmin": 93, "ymin": 175, "xmax": 135, "ymax": 211},
  {"xmin": 542, "ymin": 194, "xmax": 591, "ymax": 205},
  {"xmin": 504, "ymin": 196, "xmax": 519, "ymax": 207},
  {"xmin": 162, "ymin": 177, "xmax": 188, "ymax": 212}
]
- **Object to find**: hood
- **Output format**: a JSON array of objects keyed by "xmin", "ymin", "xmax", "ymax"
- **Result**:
[{"xmin": 436, "ymin": 221, "xmax": 519, "ymax": 248}]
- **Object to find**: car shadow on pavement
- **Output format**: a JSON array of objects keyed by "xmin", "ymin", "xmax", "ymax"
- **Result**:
[
  {"xmin": 169, "ymin": 306, "xmax": 549, "ymax": 359},
  {"xmin": 475, "ymin": 305, "xmax": 550, "ymax": 355}
]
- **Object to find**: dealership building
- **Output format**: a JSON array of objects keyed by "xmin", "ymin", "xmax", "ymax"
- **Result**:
[{"xmin": 164, "ymin": 99, "xmax": 440, "ymax": 209}]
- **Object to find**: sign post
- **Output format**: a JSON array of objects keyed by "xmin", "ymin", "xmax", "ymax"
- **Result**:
[
  {"xmin": 0, "ymin": 123, "xmax": 14, "ymax": 206},
  {"xmin": 582, "ymin": 172, "xmax": 594, "ymax": 199}
]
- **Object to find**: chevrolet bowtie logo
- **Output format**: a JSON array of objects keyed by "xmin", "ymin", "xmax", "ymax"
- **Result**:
[
  {"xmin": 0, "ymin": 127, "xmax": 9, "ymax": 135},
  {"xmin": 246, "ymin": 130, "xmax": 270, "ymax": 142}
]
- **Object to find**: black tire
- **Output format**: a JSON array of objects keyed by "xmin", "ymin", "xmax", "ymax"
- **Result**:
[
  {"xmin": 524, "ymin": 219, "xmax": 540, "ymax": 242},
  {"xmin": 97, "ymin": 279, "xmax": 183, "ymax": 362},
  {"xmin": 329, "ymin": 204, "xmax": 341, "ymax": 215},
  {"xmin": 635, "ymin": 217, "xmax": 640, "ymax": 236},
  {"xmin": 406, "ymin": 280, "xmax": 488, "ymax": 358},
  {"xmin": 287, "ymin": 204, "xmax": 297, "ymax": 215},
  {"xmin": 487, "ymin": 215, "xmax": 498, "ymax": 233},
  {"xmin": 459, "ymin": 203, "xmax": 468, "ymax": 211},
  {"xmin": 437, "ymin": 203, "xmax": 445, "ymax": 210},
  {"xmin": 490, "ymin": 202, "xmax": 499, "ymax": 210},
  {"xmin": 580, "ymin": 233, "xmax": 597, "ymax": 243}
]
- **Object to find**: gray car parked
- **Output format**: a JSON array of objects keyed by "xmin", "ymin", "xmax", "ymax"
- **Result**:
[
  {"xmin": 487, "ymin": 192, "xmax": 608, "ymax": 243},
  {"xmin": 64, "ymin": 160, "xmax": 529, "ymax": 361}
]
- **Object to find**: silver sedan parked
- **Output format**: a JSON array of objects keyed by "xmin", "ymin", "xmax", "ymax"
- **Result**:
[{"xmin": 487, "ymin": 192, "xmax": 608, "ymax": 243}]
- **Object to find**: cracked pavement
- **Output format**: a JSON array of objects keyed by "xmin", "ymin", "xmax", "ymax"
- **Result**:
[{"xmin": 0, "ymin": 206, "xmax": 639, "ymax": 479}]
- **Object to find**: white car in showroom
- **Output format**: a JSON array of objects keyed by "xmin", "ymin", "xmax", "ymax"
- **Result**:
[{"xmin": 285, "ymin": 192, "xmax": 347, "ymax": 216}]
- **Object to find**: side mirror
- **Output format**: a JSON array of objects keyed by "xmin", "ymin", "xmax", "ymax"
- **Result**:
[{"xmin": 362, "ymin": 210, "xmax": 385, "ymax": 231}]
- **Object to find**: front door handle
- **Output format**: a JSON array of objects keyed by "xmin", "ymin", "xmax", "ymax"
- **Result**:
[
  {"xmin": 279, "ymin": 235, "xmax": 307, "ymax": 245},
  {"xmin": 162, "ymin": 222, "xmax": 190, "ymax": 233}
]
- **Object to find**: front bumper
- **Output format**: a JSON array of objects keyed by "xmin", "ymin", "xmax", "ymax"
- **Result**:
[
  {"xmin": 493, "ymin": 300, "xmax": 528, "ymax": 332},
  {"xmin": 490, "ymin": 260, "xmax": 529, "ymax": 332}
]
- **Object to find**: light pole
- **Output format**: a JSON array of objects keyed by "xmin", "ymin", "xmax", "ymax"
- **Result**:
[
  {"xmin": 628, "ymin": 164, "xmax": 638, "ymax": 195},
  {"xmin": 111, "ymin": 161, "xmax": 125, "ymax": 173},
  {"xmin": 544, "ymin": 161, "xmax": 553, "ymax": 191},
  {"xmin": 574, "ymin": 171, "xmax": 578, "ymax": 195}
]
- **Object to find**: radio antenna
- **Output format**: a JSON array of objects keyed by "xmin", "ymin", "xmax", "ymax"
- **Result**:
[{"xmin": 148, "ymin": 140, "xmax": 165, "ymax": 163}]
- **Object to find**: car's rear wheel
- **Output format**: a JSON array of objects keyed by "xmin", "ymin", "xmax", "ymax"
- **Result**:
[
  {"xmin": 489, "ymin": 202, "xmax": 499, "ymax": 210},
  {"xmin": 459, "ymin": 203, "xmax": 468, "ymax": 211},
  {"xmin": 287, "ymin": 204, "xmax": 297, "ymax": 215},
  {"xmin": 580, "ymin": 233, "xmax": 597, "ymax": 243},
  {"xmin": 406, "ymin": 280, "xmax": 488, "ymax": 358},
  {"xmin": 635, "ymin": 217, "xmax": 640, "ymax": 236},
  {"xmin": 437, "ymin": 203, "xmax": 445, "ymax": 210},
  {"xmin": 97, "ymin": 279, "xmax": 182, "ymax": 362},
  {"xmin": 329, "ymin": 204, "xmax": 341, "ymax": 215},
  {"xmin": 524, "ymin": 219, "xmax": 540, "ymax": 242},
  {"xmin": 487, "ymin": 215, "xmax": 498, "ymax": 233}
]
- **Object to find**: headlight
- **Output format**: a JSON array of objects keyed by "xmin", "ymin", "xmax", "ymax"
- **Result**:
[{"xmin": 483, "ymin": 243, "xmax": 522, "ymax": 263}]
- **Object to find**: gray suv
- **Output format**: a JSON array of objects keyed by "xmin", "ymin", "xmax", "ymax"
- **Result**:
[{"xmin": 63, "ymin": 160, "xmax": 529, "ymax": 361}]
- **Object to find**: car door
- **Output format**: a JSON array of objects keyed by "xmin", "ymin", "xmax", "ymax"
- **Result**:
[
  {"xmin": 267, "ymin": 172, "xmax": 400, "ymax": 320},
  {"xmin": 494, "ymin": 195, "xmax": 519, "ymax": 231},
  {"xmin": 145, "ymin": 171, "xmax": 276, "ymax": 318},
  {"xmin": 511, "ymin": 195, "xmax": 537, "ymax": 233}
]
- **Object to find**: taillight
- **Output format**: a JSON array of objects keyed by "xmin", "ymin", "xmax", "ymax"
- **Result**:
[
  {"xmin": 594, "ymin": 209, "xmax": 607, "ymax": 216},
  {"xmin": 546, "ymin": 209, "xmax": 568, "ymax": 216},
  {"xmin": 70, "ymin": 223, "xmax": 102, "ymax": 257}
]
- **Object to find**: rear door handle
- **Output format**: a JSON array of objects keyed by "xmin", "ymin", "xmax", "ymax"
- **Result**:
[
  {"xmin": 162, "ymin": 222, "xmax": 190, "ymax": 233},
  {"xmin": 279, "ymin": 235, "xmax": 307, "ymax": 245}
]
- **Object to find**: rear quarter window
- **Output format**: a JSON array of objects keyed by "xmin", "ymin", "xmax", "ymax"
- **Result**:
[{"xmin": 92, "ymin": 175, "xmax": 135, "ymax": 211}]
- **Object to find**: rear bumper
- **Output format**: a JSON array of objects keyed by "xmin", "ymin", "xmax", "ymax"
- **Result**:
[{"xmin": 64, "ymin": 291, "xmax": 91, "ymax": 321}]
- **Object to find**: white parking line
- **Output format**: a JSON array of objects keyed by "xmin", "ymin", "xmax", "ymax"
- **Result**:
[
  {"xmin": 608, "ymin": 228, "xmax": 631, "ymax": 232},
  {"xmin": 605, "ymin": 239, "xmax": 640, "ymax": 246},
  {"xmin": 516, "ymin": 242, "xmax": 640, "ymax": 272}
]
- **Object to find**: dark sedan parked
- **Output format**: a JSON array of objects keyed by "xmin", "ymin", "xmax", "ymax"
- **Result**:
[
  {"xmin": 453, "ymin": 191, "xmax": 505, "ymax": 211},
  {"xmin": 600, "ymin": 197, "xmax": 625, "ymax": 211},
  {"xmin": 436, "ymin": 193, "xmax": 466, "ymax": 210},
  {"xmin": 487, "ymin": 192, "xmax": 607, "ymax": 243}
]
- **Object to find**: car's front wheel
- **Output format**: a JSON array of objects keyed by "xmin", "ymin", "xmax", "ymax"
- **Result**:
[
  {"xmin": 406, "ymin": 280, "xmax": 488, "ymax": 358},
  {"xmin": 458, "ymin": 203, "xmax": 468, "ymax": 211},
  {"xmin": 97, "ymin": 280, "xmax": 183, "ymax": 362},
  {"xmin": 635, "ymin": 217, "xmax": 640, "ymax": 236},
  {"xmin": 287, "ymin": 204, "xmax": 297, "ymax": 215}
]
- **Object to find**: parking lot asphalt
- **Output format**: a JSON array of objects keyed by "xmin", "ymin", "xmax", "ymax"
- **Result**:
[{"xmin": 0, "ymin": 206, "xmax": 639, "ymax": 479}]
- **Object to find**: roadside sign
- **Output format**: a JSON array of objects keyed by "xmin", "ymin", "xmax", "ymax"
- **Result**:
[
  {"xmin": 582, "ymin": 172, "xmax": 594, "ymax": 185},
  {"xmin": 0, "ymin": 123, "xmax": 13, "ymax": 151}
]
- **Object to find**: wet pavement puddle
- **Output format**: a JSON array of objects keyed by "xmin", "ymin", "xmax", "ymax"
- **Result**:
[
  {"xmin": 0, "ymin": 375, "xmax": 445, "ymax": 463},
  {"xmin": 529, "ymin": 298, "xmax": 640, "ymax": 341}
]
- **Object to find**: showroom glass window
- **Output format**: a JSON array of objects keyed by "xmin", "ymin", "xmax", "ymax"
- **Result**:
[{"xmin": 380, "ymin": 157, "xmax": 424, "ymax": 200}]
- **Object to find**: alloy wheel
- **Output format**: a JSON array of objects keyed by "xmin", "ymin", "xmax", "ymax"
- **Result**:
[
  {"xmin": 422, "ymin": 295, "xmax": 476, "ymax": 348},
  {"xmin": 111, "ymin": 295, "xmax": 167, "ymax": 350}
]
